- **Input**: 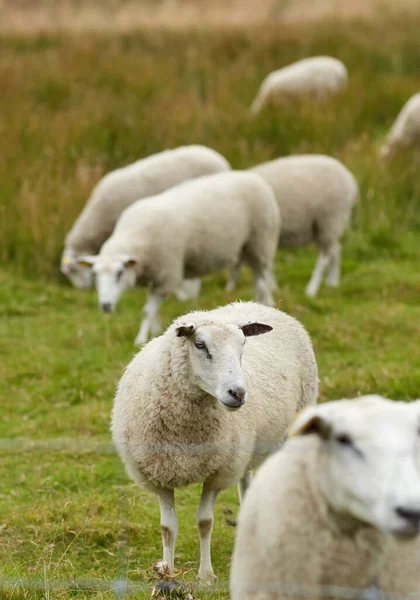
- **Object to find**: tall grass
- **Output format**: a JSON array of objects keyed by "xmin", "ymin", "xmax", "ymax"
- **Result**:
[{"xmin": 0, "ymin": 18, "xmax": 420, "ymax": 278}]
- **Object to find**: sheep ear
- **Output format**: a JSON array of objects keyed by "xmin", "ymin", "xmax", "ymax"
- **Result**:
[
  {"xmin": 76, "ymin": 256, "xmax": 97, "ymax": 269},
  {"xmin": 289, "ymin": 409, "xmax": 333, "ymax": 440},
  {"xmin": 123, "ymin": 257, "xmax": 139, "ymax": 269},
  {"xmin": 238, "ymin": 322, "xmax": 273, "ymax": 337},
  {"xmin": 175, "ymin": 323, "xmax": 196, "ymax": 338}
]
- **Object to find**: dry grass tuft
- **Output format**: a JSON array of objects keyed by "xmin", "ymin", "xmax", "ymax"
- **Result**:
[{"xmin": 1, "ymin": 0, "xmax": 419, "ymax": 34}]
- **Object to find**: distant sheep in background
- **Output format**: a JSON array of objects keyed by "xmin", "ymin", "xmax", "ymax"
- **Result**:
[
  {"xmin": 380, "ymin": 93, "xmax": 420, "ymax": 159},
  {"xmin": 112, "ymin": 301, "xmax": 318, "ymax": 582},
  {"xmin": 231, "ymin": 395, "xmax": 420, "ymax": 600},
  {"xmin": 60, "ymin": 145, "xmax": 230, "ymax": 289},
  {"xmin": 79, "ymin": 171, "xmax": 280, "ymax": 345},
  {"xmin": 251, "ymin": 56, "xmax": 348, "ymax": 114},
  {"xmin": 227, "ymin": 155, "xmax": 359, "ymax": 297}
]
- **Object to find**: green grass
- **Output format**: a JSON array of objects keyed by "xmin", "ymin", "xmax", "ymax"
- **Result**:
[{"xmin": 1, "ymin": 12, "xmax": 420, "ymax": 600}]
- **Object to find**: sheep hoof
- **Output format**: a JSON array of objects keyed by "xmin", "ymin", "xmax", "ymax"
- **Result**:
[{"xmin": 197, "ymin": 570, "xmax": 217, "ymax": 585}]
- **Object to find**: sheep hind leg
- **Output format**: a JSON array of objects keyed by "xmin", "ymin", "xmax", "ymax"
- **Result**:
[
  {"xmin": 197, "ymin": 483, "xmax": 220, "ymax": 583},
  {"xmin": 156, "ymin": 488, "xmax": 178, "ymax": 573},
  {"xmin": 225, "ymin": 261, "xmax": 242, "ymax": 292},
  {"xmin": 134, "ymin": 291, "xmax": 163, "ymax": 346},
  {"xmin": 326, "ymin": 242, "xmax": 341, "ymax": 288},
  {"xmin": 254, "ymin": 268, "xmax": 274, "ymax": 307},
  {"xmin": 305, "ymin": 251, "xmax": 330, "ymax": 298},
  {"xmin": 238, "ymin": 470, "xmax": 253, "ymax": 504}
]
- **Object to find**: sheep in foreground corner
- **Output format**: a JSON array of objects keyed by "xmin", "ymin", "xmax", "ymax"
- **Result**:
[
  {"xmin": 251, "ymin": 56, "xmax": 347, "ymax": 114},
  {"xmin": 380, "ymin": 93, "xmax": 420, "ymax": 159},
  {"xmin": 227, "ymin": 155, "xmax": 358, "ymax": 297},
  {"xmin": 112, "ymin": 301, "xmax": 318, "ymax": 582},
  {"xmin": 60, "ymin": 145, "xmax": 230, "ymax": 292},
  {"xmin": 230, "ymin": 395, "xmax": 420, "ymax": 600},
  {"xmin": 79, "ymin": 171, "xmax": 280, "ymax": 346}
]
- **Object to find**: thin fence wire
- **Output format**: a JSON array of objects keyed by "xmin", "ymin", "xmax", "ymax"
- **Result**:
[{"xmin": 1, "ymin": 437, "xmax": 420, "ymax": 599}]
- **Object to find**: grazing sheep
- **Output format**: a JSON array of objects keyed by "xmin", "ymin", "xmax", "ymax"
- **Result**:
[
  {"xmin": 60, "ymin": 145, "xmax": 230, "ymax": 289},
  {"xmin": 381, "ymin": 93, "xmax": 420, "ymax": 159},
  {"xmin": 79, "ymin": 171, "xmax": 280, "ymax": 346},
  {"xmin": 227, "ymin": 155, "xmax": 359, "ymax": 297},
  {"xmin": 230, "ymin": 395, "xmax": 420, "ymax": 600},
  {"xmin": 251, "ymin": 56, "xmax": 348, "ymax": 114},
  {"xmin": 112, "ymin": 301, "xmax": 318, "ymax": 582}
]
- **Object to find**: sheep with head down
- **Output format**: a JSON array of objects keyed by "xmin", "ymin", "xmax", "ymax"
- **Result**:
[
  {"xmin": 60, "ymin": 144, "xmax": 230, "ymax": 292},
  {"xmin": 111, "ymin": 301, "xmax": 318, "ymax": 582},
  {"xmin": 80, "ymin": 170, "xmax": 280, "ymax": 346},
  {"xmin": 231, "ymin": 395, "xmax": 420, "ymax": 599},
  {"xmin": 251, "ymin": 56, "xmax": 348, "ymax": 115},
  {"xmin": 380, "ymin": 93, "xmax": 420, "ymax": 159}
]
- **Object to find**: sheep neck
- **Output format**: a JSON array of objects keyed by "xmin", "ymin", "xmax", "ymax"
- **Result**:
[{"xmin": 150, "ymin": 335, "xmax": 224, "ymax": 445}]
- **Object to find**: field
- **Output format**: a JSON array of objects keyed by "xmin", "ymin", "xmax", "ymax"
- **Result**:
[{"xmin": 1, "ymin": 2, "xmax": 420, "ymax": 598}]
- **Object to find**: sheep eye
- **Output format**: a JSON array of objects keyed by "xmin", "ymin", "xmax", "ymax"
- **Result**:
[
  {"xmin": 336, "ymin": 433, "xmax": 353, "ymax": 446},
  {"xmin": 194, "ymin": 339, "xmax": 206, "ymax": 350}
]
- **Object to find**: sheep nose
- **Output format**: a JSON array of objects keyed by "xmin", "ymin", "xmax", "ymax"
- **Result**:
[
  {"xmin": 395, "ymin": 507, "xmax": 420, "ymax": 528},
  {"xmin": 228, "ymin": 387, "xmax": 246, "ymax": 405},
  {"xmin": 101, "ymin": 302, "xmax": 113, "ymax": 313}
]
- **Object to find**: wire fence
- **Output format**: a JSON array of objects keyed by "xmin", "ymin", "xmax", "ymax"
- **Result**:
[{"xmin": 1, "ymin": 437, "xmax": 420, "ymax": 599}]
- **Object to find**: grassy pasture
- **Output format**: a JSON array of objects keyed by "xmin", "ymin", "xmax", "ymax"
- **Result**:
[{"xmin": 1, "ymin": 9, "xmax": 420, "ymax": 600}]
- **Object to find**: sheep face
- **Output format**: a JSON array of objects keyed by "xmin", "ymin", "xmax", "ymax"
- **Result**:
[
  {"xmin": 76, "ymin": 255, "xmax": 138, "ymax": 313},
  {"xmin": 291, "ymin": 397, "xmax": 420, "ymax": 539},
  {"xmin": 175, "ymin": 321, "xmax": 272, "ymax": 411},
  {"xmin": 61, "ymin": 253, "xmax": 93, "ymax": 289}
]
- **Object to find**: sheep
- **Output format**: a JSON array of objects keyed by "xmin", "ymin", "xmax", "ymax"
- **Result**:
[
  {"xmin": 111, "ymin": 300, "xmax": 318, "ymax": 582},
  {"xmin": 230, "ymin": 395, "xmax": 420, "ymax": 600},
  {"xmin": 226, "ymin": 155, "xmax": 359, "ymax": 298},
  {"xmin": 251, "ymin": 56, "xmax": 348, "ymax": 114},
  {"xmin": 380, "ymin": 92, "xmax": 420, "ymax": 159},
  {"xmin": 78, "ymin": 171, "xmax": 280, "ymax": 346},
  {"xmin": 60, "ymin": 145, "xmax": 230, "ymax": 290}
]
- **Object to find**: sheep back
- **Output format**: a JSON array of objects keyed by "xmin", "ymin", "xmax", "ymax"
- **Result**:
[
  {"xmin": 251, "ymin": 155, "xmax": 358, "ymax": 249},
  {"xmin": 99, "ymin": 171, "xmax": 280, "ymax": 286},
  {"xmin": 64, "ymin": 145, "xmax": 230, "ymax": 255}
]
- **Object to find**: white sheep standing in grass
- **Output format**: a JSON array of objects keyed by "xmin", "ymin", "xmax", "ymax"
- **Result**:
[
  {"xmin": 230, "ymin": 395, "xmax": 420, "ymax": 599},
  {"xmin": 227, "ymin": 155, "xmax": 359, "ymax": 298},
  {"xmin": 111, "ymin": 301, "xmax": 318, "ymax": 582},
  {"xmin": 380, "ymin": 92, "xmax": 420, "ymax": 159},
  {"xmin": 251, "ymin": 56, "xmax": 348, "ymax": 114},
  {"xmin": 79, "ymin": 171, "xmax": 280, "ymax": 345},
  {"xmin": 60, "ymin": 145, "xmax": 230, "ymax": 292}
]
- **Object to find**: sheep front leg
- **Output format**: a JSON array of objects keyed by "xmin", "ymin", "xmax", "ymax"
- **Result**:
[
  {"xmin": 156, "ymin": 488, "xmax": 178, "ymax": 573},
  {"xmin": 134, "ymin": 291, "xmax": 163, "ymax": 346},
  {"xmin": 197, "ymin": 483, "xmax": 220, "ymax": 583}
]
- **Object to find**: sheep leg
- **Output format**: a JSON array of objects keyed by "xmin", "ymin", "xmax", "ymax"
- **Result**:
[
  {"xmin": 156, "ymin": 488, "xmax": 178, "ymax": 572},
  {"xmin": 305, "ymin": 251, "xmax": 330, "ymax": 298},
  {"xmin": 267, "ymin": 267, "xmax": 278, "ymax": 292},
  {"xmin": 326, "ymin": 242, "xmax": 341, "ymax": 287},
  {"xmin": 175, "ymin": 278, "xmax": 201, "ymax": 301},
  {"xmin": 238, "ymin": 470, "xmax": 253, "ymax": 504},
  {"xmin": 134, "ymin": 292, "xmax": 163, "ymax": 346},
  {"xmin": 226, "ymin": 261, "xmax": 242, "ymax": 292},
  {"xmin": 197, "ymin": 483, "xmax": 220, "ymax": 583},
  {"xmin": 254, "ymin": 269, "xmax": 274, "ymax": 307}
]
